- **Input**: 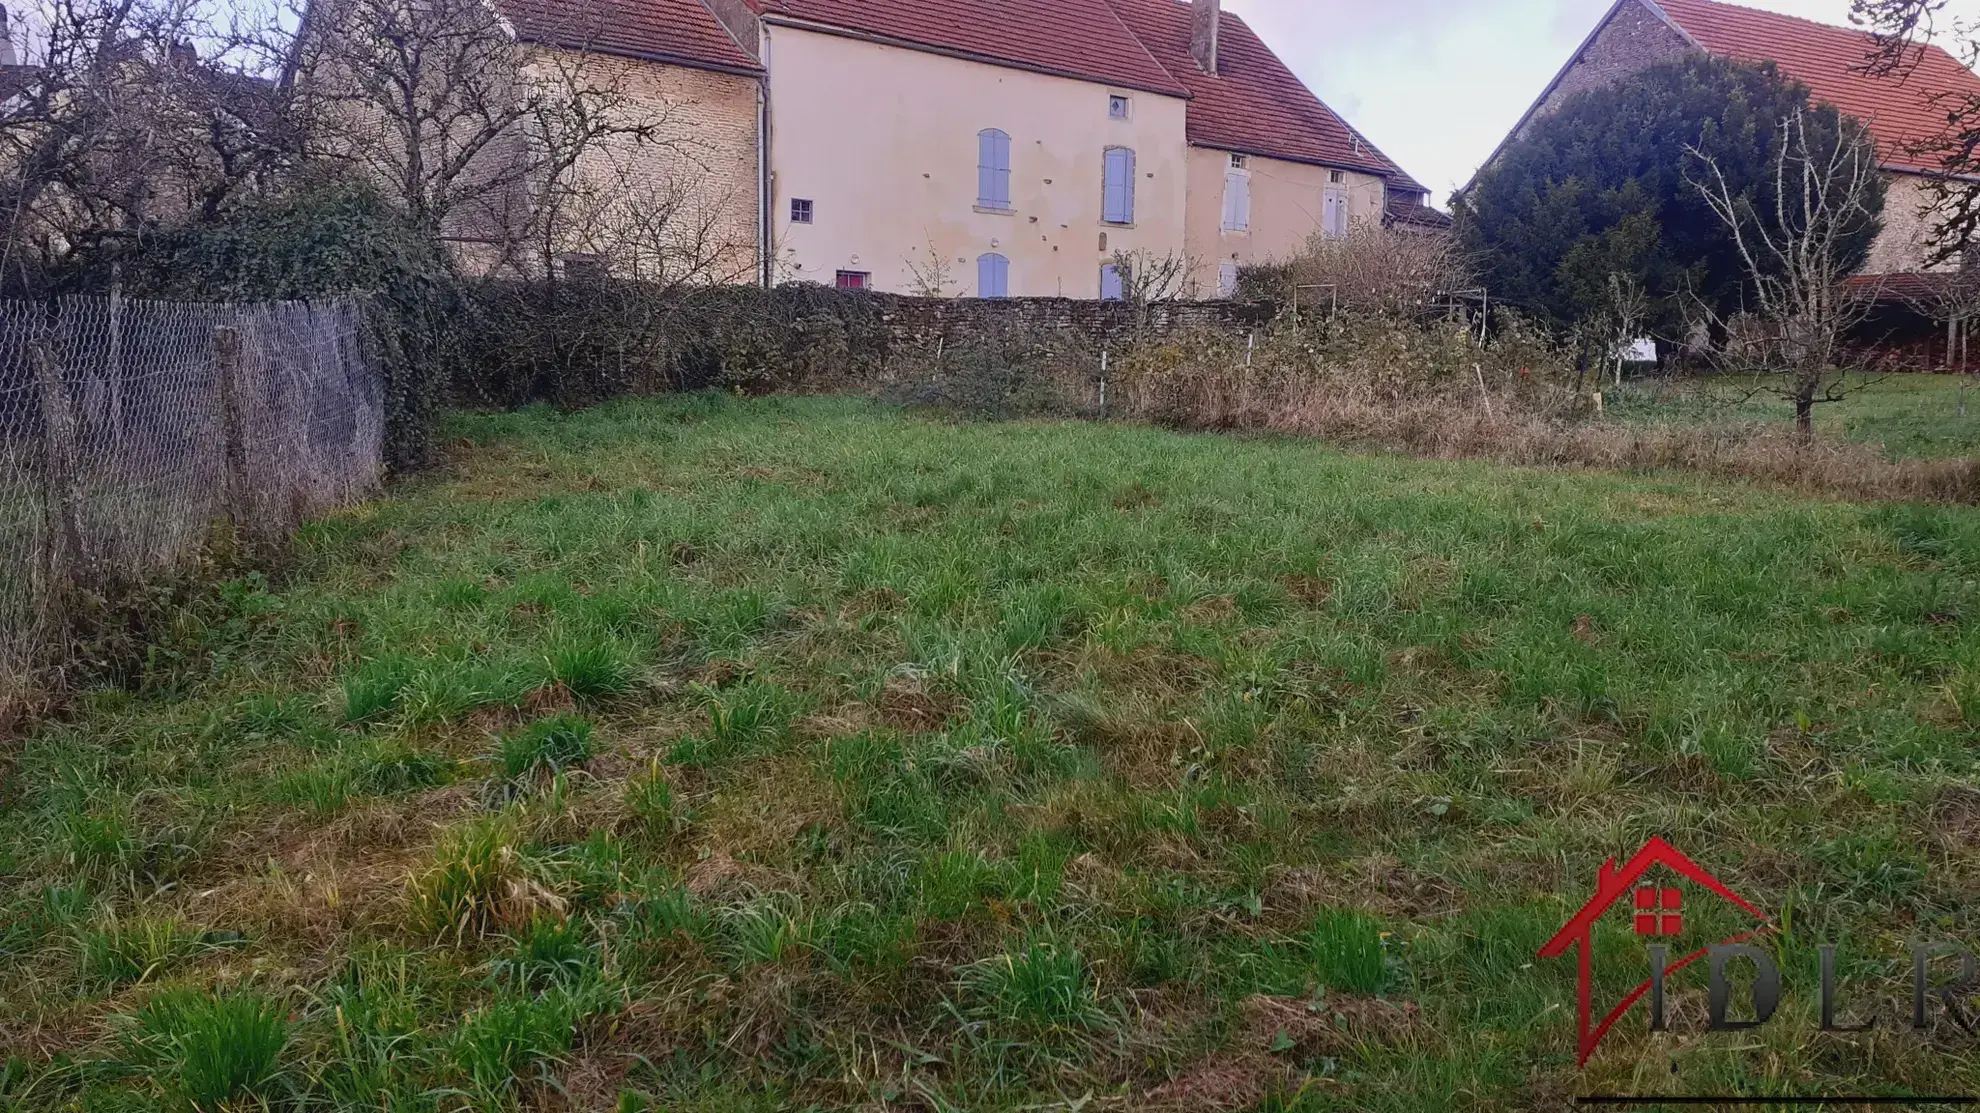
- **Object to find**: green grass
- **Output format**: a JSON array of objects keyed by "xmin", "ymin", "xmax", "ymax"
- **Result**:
[
  {"xmin": 495, "ymin": 714, "xmax": 594, "ymax": 780},
  {"xmin": 121, "ymin": 986, "xmax": 289, "ymax": 1109},
  {"xmin": 1609, "ymin": 371, "xmax": 1980, "ymax": 459},
  {"xmin": 5, "ymin": 393, "xmax": 1980, "ymax": 1109}
]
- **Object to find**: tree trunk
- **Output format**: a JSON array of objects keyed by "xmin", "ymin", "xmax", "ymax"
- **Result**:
[{"xmin": 1794, "ymin": 369, "xmax": 1818, "ymax": 445}]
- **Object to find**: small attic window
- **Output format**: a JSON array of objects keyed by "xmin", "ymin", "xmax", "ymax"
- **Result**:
[
  {"xmin": 1109, "ymin": 94, "xmax": 1130, "ymax": 120},
  {"xmin": 1230, "ymin": 153, "xmax": 1248, "ymax": 169},
  {"xmin": 1329, "ymin": 170, "xmax": 1345, "ymax": 184}
]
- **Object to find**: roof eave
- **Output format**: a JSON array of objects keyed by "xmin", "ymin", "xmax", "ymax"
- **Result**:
[
  {"xmin": 1190, "ymin": 140, "xmax": 1397, "ymax": 180},
  {"xmin": 761, "ymin": 13, "xmax": 1190, "ymax": 99},
  {"xmin": 516, "ymin": 34, "xmax": 764, "ymax": 76},
  {"xmin": 1881, "ymin": 160, "xmax": 1980, "ymax": 183}
]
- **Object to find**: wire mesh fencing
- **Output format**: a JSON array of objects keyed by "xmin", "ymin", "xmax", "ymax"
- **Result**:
[{"xmin": 0, "ymin": 296, "xmax": 383, "ymax": 704}]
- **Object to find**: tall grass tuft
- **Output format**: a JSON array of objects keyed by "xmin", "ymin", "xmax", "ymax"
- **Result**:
[
  {"xmin": 961, "ymin": 938, "xmax": 1106, "ymax": 1030},
  {"xmin": 1305, "ymin": 908, "xmax": 1392, "ymax": 995},
  {"xmin": 449, "ymin": 987, "xmax": 580, "ymax": 1103},
  {"xmin": 545, "ymin": 640, "xmax": 637, "ymax": 701},
  {"xmin": 342, "ymin": 655, "xmax": 416, "ymax": 722},
  {"xmin": 123, "ymin": 986, "xmax": 288, "ymax": 1110},
  {"xmin": 408, "ymin": 816, "xmax": 526, "ymax": 942},
  {"xmin": 76, "ymin": 915, "xmax": 208, "ymax": 989},
  {"xmin": 497, "ymin": 714, "xmax": 594, "ymax": 780}
]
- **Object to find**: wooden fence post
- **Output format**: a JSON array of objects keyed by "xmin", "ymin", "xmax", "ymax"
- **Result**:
[
  {"xmin": 213, "ymin": 325, "xmax": 248, "ymax": 534},
  {"xmin": 31, "ymin": 340, "xmax": 90, "ymax": 605}
]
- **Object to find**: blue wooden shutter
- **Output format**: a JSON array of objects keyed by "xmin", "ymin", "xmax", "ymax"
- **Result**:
[
  {"xmin": 979, "ymin": 129, "xmax": 1010, "ymax": 208},
  {"xmin": 1103, "ymin": 147, "xmax": 1135, "ymax": 223},
  {"xmin": 1100, "ymin": 263, "xmax": 1124, "ymax": 300},
  {"xmin": 978, "ymin": 253, "xmax": 1009, "ymax": 297}
]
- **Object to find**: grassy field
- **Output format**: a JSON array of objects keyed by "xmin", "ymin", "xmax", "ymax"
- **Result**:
[
  {"xmin": 1607, "ymin": 371, "xmax": 1980, "ymax": 461},
  {"xmin": 5, "ymin": 395, "xmax": 1980, "ymax": 1111}
]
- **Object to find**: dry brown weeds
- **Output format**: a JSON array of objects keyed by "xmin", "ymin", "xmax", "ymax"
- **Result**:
[{"xmin": 1116, "ymin": 362, "xmax": 1980, "ymax": 504}]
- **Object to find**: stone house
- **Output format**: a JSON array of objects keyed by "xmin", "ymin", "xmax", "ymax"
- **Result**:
[
  {"xmin": 467, "ymin": 0, "xmax": 767, "ymax": 281},
  {"xmin": 466, "ymin": 0, "xmax": 1443, "ymax": 297},
  {"xmin": 1482, "ymin": 0, "xmax": 1980, "ymax": 364}
]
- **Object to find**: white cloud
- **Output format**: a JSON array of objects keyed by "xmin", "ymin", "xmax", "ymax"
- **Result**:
[{"xmin": 1221, "ymin": 0, "xmax": 1980, "ymax": 204}]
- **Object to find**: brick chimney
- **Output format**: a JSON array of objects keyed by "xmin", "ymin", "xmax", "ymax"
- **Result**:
[{"xmin": 1190, "ymin": 0, "xmax": 1220, "ymax": 75}]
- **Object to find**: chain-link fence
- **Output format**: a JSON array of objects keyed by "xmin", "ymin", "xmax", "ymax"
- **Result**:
[{"xmin": 0, "ymin": 296, "xmax": 383, "ymax": 702}]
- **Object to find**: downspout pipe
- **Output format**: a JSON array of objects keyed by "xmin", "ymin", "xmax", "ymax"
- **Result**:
[{"xmin": 758, "ymin": 28, "xmax": 773, "ymax": 288}]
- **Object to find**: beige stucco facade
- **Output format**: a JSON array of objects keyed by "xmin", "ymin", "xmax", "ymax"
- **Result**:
[
  {"xmin": 1185, "ymin": 146, "xmax": 1386, "ymax": 294},
  {"xmin": 762, "ymin": 24, "xmax": 1189, "ymax": 297}
]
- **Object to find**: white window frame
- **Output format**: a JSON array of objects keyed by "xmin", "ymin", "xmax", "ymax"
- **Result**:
[{"xmin": 1109, "ymin": 94, "xmax": 1131, "ymax": 120}]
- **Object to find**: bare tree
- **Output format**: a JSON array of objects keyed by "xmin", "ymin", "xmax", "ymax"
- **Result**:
[
  {"xmin": 1570, "ymin": 271, "xmax": 1650, "ymax": 391},
  {"xmin": 1851, "ymin": 0, "xmax": 1980, "ymax": 264},
  {"xmin": 1106, "ymin": 247, "xmax": 1197, "ymax": 342},
  {"xmin": 904, "ymin": 234, "xmax": 955, "ymax": 298},
  {"xmin": 1687, "ymin": 109, "xmax": 1887, "ymax": 441},
  {"xmin": 1284, "ymin": 221, "xmax": 1472, "ymax": 319},
  {"xmin": 0, "ymin": 0, "xmax": 294, "ymax": 290},
  {"xmin": 1108, "ymin": 247, "xmax": 1195, "ymax": 304},
  {"xmin": 293, "ymin": 0, "xmax": 668, "ymax": 262}
]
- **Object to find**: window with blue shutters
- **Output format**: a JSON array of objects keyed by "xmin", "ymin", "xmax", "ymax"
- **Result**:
[
  {"xmin": 978, "ymin": 253, "xmax": 1009, "ymax": 298},
  {"xmin": 1100, "ymin": 263, "xmax": 1125, "ymax": 300},
  {"xmin": 1103, "ymin": 146, "xmax": 1135, "ymax": 224},
  {"xmin": 977, "ymin": 129, "xmax": 1011, "ymax": 209}
]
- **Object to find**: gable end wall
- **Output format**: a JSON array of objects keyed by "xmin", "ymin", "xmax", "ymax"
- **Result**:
[{"xmin": 1516, "ymin": 0, "xmax": 1698, "ymax": 143}]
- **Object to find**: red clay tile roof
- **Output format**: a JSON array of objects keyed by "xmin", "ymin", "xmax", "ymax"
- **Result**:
[
  {"xmin": 1650, "ymin": 0, "xmax": 1980, "ymax": 172},
  {"xmin": 1106, "ymin": 0, "xmax": 1425, "ymax": 191},
  {"xmin": 494, "ymin": 0, "xmax": 1440, "ymax": 197},
  {"xmin": 1386, "ymin": 193, "xmax": 1453, "ymax": 229},
  {"xmin": 748, "ymin": 0, "xmax": 1189, "ymax": 97},
  {"xmin": 494, "ymin": 0, "xmax": 762, "ymax": 73}
]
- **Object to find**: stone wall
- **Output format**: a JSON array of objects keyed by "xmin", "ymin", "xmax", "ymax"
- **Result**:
[
  {"xmin": 1866, "ymin": 172, "xmax": 1957, "ymax": 276},
  {"xmin": 863, "ymin": 291, "xmax": 1276, "ymax": 348},
  {"xmin": 528, "ymin": 50, "xmax": 762, "ymax": 283},
  {"xmin": 461, "ymin": 278, "xmax": 1280, "ymax": 407}
]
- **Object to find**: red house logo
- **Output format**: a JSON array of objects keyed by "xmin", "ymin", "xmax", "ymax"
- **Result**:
[{"xmin": 1538, "ymin": 837, "xmax": 1773, "ymax": 1065}]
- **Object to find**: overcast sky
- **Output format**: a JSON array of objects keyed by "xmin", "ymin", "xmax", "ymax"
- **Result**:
[{"xmin": 1222, "ymin": 0, "xmax": 1980, "ymax": 204}]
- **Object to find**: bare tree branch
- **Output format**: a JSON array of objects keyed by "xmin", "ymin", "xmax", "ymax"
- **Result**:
[{"xmin": 1686, "ymin": 108, "xmax": 1887, "ymax": 440}]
